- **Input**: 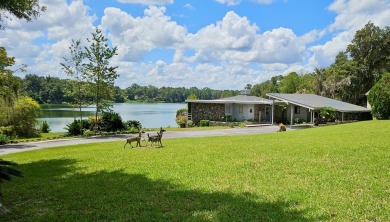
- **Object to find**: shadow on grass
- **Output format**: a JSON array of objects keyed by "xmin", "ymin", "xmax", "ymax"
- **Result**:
[{"xmin": 3, "ymin": 159, "xmax": 328, "ymax": 221}]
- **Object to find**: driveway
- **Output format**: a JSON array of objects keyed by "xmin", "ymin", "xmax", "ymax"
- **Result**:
[{"xmin": 0, "ymin": 125, "xmax": 284, "ymax": 155}]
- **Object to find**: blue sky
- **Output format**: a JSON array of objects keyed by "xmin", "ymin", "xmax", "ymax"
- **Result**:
[{"xmin": 1, "ymin": 0, "xmax": 390, "ymax": 89}]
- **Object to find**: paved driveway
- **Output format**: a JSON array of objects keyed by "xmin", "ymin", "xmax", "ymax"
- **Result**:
[{"xmin": 0, "ymin": 126, "xmax": 284, "ymax": 155}]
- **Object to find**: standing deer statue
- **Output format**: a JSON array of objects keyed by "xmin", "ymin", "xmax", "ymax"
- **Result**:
[
  {"xmin": 146, "ymin": 127, "xmax": 166, "ymax": 147},
  {"xmin": 124, "ymin": 128, "xmax": 144, "ymax": 148}
]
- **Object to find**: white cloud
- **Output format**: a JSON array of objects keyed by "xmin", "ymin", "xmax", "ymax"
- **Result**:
[
  {"xmin": 308, "ymin": 0, "xmax": 390, "ymax": 68},
  {"xmin": 185, "ymin": 11, "xmax": 311, "ymax": 65},
  {"xmin": 117, "ymin": 0, "xmax": 173, "ymax": 5},
  {"xmin": 102, "ymin": 6, "xmax": 187, "ymax": 61},
  {"xmin": 184, "ymin": 3, "xmax": 195, "ymax": 10},
  {"xmin": 251, "ymin": 0, "xmax": 275, "ymax": 4},
  {"xmin": 0, "ymin": 0, "xmax": 96, "ymax": 79},
  {"xmin": 214, "ymin": 0, "xmax": 241, "ymax": 6}
]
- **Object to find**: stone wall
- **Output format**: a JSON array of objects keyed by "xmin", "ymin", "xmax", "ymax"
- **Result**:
[{"xmin": 190, "ymin": 103, "xmax": 225, "ymax": 125}]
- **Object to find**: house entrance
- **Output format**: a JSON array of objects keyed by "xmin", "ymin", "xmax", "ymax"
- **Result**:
[{"xmin": 265, "ymin": 106, "xmax": 271, "ymax": 123}]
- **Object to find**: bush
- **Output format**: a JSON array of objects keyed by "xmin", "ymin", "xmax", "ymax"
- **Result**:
[
  {"xmin": 101, "ymin": 112, "xmax": 125, "ymax": 132},
  {"xmin": 222, "ymin": 115, "xmax": 233, "ymax": 122},
  {"xmin": 200, "ymin": 120, "xmax": 210, "ymax": 127},
  {"xmin": 0, "ymin": 131, "xmax": 11, "ymax": 145},
  {"xmin": 65, "ymin": 119, "xmax": 91, "ymax": 136},
  {"xmin": 186, "ymin": 120, "xmax": 194, "ymax": 128},
  {"xmin": 40, "ymin": 120, "xmax": 51, "ymax": 133},
  {"xmin": 320, "ymin": 107, "xmax": 337, "ymax": 122},
  {"xmin": 83, "ymin": 129, "xmax": 93, "ymax": 137},
  {"xmin": 368, "ymin": 72, "xmax": 390, "ymax": 119},
  {"xmin": 176, "ymin": 108, "xmax": 188, "ymax": 117},
  {"xmin": 125, "ymin": 120, "xmax": 142, "ymax": 130},
  {"xmin": 0, "ymin": 126, "xmax": 14, "ymax": 137},
  {"xmin": 11, "ymin": 96, "xmax": 41, "ymax": 137},
  {"xmin": 176, "ymin": 115, "xmax": 187, "ymax": 127}
]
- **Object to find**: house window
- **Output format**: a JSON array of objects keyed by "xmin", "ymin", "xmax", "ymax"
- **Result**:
[
  {"xmin": 225, "ymin": 105, "xmax": 231, "ymax": 113},
  {"xmin": 294, "ymin": 106, "xmax": 300, "ymax": 114},
  {"xmin": 250, "ymin": 108, "xmax": 252, "ymax": 113},
  {"xmin": 239, "ymin": 106, "xmax": 243, "ymax": 114}
]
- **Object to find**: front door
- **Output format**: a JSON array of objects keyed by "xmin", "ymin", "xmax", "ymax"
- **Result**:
[{"xmin": 265, "ymin": 107, "xmax": 271, "ymax": 123}]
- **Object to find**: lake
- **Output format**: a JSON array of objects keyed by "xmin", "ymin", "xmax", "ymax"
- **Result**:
[{"xmin": 38, "ymin": 103, "xmax": 187, "ymax": 132}]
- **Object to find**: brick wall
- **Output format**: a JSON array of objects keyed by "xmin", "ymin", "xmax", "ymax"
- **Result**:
[{"xmin": 190, "ymin": 103, "xmax": 225, "ymax": 125}]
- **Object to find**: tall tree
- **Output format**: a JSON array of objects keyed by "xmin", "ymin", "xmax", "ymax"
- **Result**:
[
  {"xmin": 280, "ymin": 72, "xmax": 301, "ymax": 93},
  {"xmin": 0, "ymin": 47, "xmax": 19, "ymax": 124},
  {"xmin": 83, "ymin": 28, "xmax": 118, "ymax": 128},
  {"xmin": 0, "ymin": 0, "xmax": 46, "ymax": 29},
  {"xmin": 346, "ymin": 22, "xmax": 390, "ymax": 105},
  {"xmin": 61, "ymin": 40, "xmax": 85, "ymax": 125},
  {"xmin": 368, "ymin": 72, "xmax": 390, "ymax": 119}
]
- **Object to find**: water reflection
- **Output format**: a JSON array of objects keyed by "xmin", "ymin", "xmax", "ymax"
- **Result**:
[{"xmin": 38, "ymin": 103, "xmax": 186, "ymax": 132}]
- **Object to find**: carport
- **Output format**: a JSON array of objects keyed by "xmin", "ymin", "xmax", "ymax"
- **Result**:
[{"xmin": 266, "ymin": 93, "xmax": 371, "ymax": 128}]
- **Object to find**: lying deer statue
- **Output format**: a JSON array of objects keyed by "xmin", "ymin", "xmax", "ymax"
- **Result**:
[
  {"xmin": 146, "ymin": 127, "xmax": 166, "ymax": 147},
  {"xmin": 278, "ymin": 123, "xmax": 286, "ymax": 132},
  {"xmin": 124, "ymin": 129, "xmax": 144, "ymax": 148}
]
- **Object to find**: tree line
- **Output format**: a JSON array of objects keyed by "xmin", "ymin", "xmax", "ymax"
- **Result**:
[
  {"xmin": 249, "ymin": 22, "xmax": 390, "ymax": 117},
  {"xmin": 17, "ymin": 75, "xmax": 239, "ymax": 104}
]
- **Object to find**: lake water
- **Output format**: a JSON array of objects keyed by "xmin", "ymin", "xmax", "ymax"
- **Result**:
[{"xmin": 38, "ymin": 103, "xmax": 187, "ymax": 132}]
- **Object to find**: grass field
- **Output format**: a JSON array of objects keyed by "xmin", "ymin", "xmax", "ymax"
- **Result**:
[{"xmin": 1, "ymin": 121, "xmax": 389, "ymax": 221}]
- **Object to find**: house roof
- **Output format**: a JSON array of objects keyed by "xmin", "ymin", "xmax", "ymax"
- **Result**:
[
  {"xmin": 186, "ymin": 95, "xmax": 273, "ymax": 105},
  {"xmin": 266, "ymin": 93, "xmax": 371, "ymax": 112}
]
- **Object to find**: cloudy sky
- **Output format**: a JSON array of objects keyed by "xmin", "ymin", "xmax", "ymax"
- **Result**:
[{"xmin": 1, "ymin": 0, "xmax": 390, "ymax": 90}]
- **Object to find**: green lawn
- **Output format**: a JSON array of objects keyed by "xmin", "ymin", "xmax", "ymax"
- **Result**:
[{"xmin": 1, "ymin": 121, "xmax": 389, "ymax": 221}]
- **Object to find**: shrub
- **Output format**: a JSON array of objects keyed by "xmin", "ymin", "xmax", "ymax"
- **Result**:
[
  {"xmin": 65, "ymin": 119, "xmax": 91, "ymax": 136},
  {"xmin": 320, "ymin": 107, "xmax": 337, "ymax": 122},
  {"xmin": 0, "ymin": 126, "xmax": 14, "ymax": 137},
  {"xmin": 11, "ymin": 96, "xmax": 41, "ymax": 137},
  {"xmin": 222, "ymin": 115, "xmax": 233, "ymax": 122},
  {"xmin": 176, "ymin": 108, "xmax": 188, "ymax": 117},
  {"xmin": 200, "ymin": 120, "xmax": 210, "ymax": 127},
  {"xmin": 0, "ymin": 131, "xmax": 11, "ymax": 145},
  {"xmin": 176, "ymin": 115, "xmax": 187, "ymax": 127},
  {"xmin": 186, "ymin": 120, "xmax": 194, "ymax": 128},
  {"xmin": 83, "ymin": 129, "xmax": 93, "ymax": 137},
  {"xmin": 101, "ymin": 112, "xmax": 125, "ymax": 132},
  {"xmin": 368, "ymin": 72, "xmax": 390, "ymax": 119},
  {"xmin": 125, "ymin": 120, "xmax": 142, "ymax": 130},
  {"xmin": 40, "ymin": 120, "xmax": 51, "ymax": 133}
]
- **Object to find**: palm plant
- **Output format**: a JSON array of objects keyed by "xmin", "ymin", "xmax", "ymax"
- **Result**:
[{"xmin": 0, "ymin": 159, "xmax": 23, "ymax": 214}]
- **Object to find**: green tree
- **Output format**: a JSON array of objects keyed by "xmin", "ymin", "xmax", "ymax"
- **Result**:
[
  {"xmin": 0, "ymin": 0, "xmax": 46, "ymax": 29},
  {"xmin": 83, "ymin": 28, "xmax": 118, "ymax": 128},
  {"xmin": 280, "ymin": 72, "xmax": 301, "ymax": 93},
  {"xmin": 346, "ymin": 22, "xmax": 390, "ymax": 105},
  {"xmin": 61, "ymin": 40, "xmax": 85, "ymax": 129},
  {"xmin": 368, "ymin": 72, "xmax": 390, "ymax": 119},
  {"xmin": 0, "ymin": 47, "xmax": 20, "ymax": 125},
  {"xmin": 113, "ymin": 86, "xmax": 126, "ymax": 103},
  {"xmin": 187, "ymin": 93, "xmax": 197, "ymax": 100},
  {"xmin": 10, "ymin": 96, "xmax": 40, "ymax": 137}
]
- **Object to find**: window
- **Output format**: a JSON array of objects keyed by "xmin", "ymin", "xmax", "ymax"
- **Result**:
[
  {"xmin": 294, "ymin": 106, "xmax": 300, "ymax": 114},
  {"xmin": 225, "ymin": 105, "xmax": 231, "ymax": 113},
  {"xmin": 250, "ymin": 108, "xmax": 252, "ymax": 113},
  {"xmin": 239, "ymin": 106, "xmax": 243, "ymax": 114}
]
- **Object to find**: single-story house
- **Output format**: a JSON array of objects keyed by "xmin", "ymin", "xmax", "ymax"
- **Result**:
[
  {"xmin": 186, "ymin": 90, "xmax": 276, "ymax": 124},
  {"xmin": 185, "ymin": 91, "xmax": 371, "ymax": 127},
  {"xmin": 266, "ymin": 93, "xmax": 371, "ymax": 127}
]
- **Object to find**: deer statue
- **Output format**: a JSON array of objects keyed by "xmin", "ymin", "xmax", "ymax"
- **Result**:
[
  {"xmin": 278, "ymin": 123, "xmax": 286, "ymax": 132},
  {"xmin": 146, "ymin": 127, "xmax": 166, "ymax": 147},
  {"xmin": 124, "ymin": 128, "xmax": 144, "ymax": 148}
]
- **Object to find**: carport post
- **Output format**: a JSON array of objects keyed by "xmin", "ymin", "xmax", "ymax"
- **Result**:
[
  {"xmin": 290, "ymin": 104, "xmax": 294, "ymax": 128},
  {"xmin": 271, "ymin": 104, "xmax": 274, "ymax": 125},
  {"xmin": 342, "ymin": 112, "xmax": 344, "ymax": 122}
]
